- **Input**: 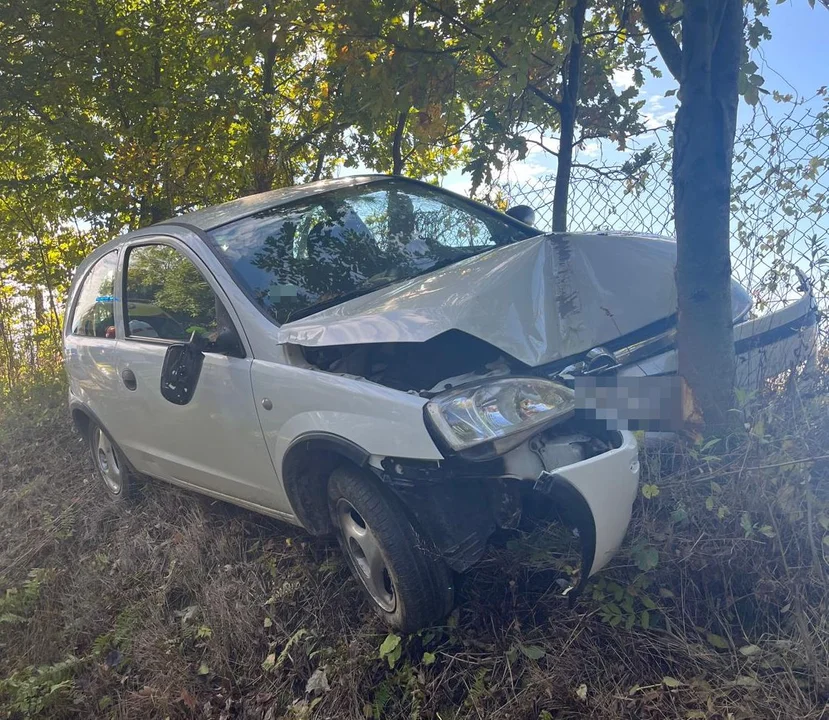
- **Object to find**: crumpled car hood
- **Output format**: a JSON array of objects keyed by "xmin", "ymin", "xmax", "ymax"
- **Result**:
[{"xmin": 277, "ymin": 233, "xmax": 733, "ymax": 367}]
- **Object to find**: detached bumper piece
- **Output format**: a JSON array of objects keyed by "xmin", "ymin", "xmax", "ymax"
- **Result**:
[
  {"xmin": 530, "ymin": 432, "xmax": 640, "ymax": 595},
  {"xmin": 373, "ymin": 429, "xmax": 640, "ymax": 591}
]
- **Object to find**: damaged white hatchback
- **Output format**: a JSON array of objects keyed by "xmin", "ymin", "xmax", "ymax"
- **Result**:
[{"xmin": 64, "ymin": 175, "xmax": 817, "ymax": 630}]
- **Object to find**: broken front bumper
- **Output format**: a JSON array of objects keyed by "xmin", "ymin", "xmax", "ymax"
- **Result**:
[
  {"xmin": 375, "ymin": 428, "xmax": 640, "ymax": 594},
  {"xmin": 505, "ymin": 430, "xmax": 640, "ymax": 588}
]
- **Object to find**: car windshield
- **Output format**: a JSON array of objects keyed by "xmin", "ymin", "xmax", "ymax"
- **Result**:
[{"xmin": 207, "ymin": 179, "xmax": 534, "ymax": 323}]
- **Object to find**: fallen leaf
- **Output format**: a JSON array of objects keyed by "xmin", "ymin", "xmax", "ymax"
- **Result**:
[
  {"xmin": 707, "ymin": 633, "xmax": 729, "ymax": 649},
  {"xmin": 179, "ymin": 689, "xmax": 198, "ymax": 710},
  {"xmin": 518, "ymin": 644, "xmax": 545, "ymax": 660},
  {"xmin": 305, "ymin": 667, "xmax": 330, "ymax": 694}
]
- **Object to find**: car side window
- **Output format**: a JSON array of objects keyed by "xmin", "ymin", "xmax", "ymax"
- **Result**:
[
  {"xmin": 71, "ymin": 251, "xmax": 118, "ymax": 338},
  {"xmin": 124, "ymin": 244, "xmax": 227, "ymax": 343}
]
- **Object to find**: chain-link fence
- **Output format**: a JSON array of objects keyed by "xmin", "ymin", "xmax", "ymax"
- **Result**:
[{"xmin": 503, "ymin": 103, "xmax": 829, "ymax": 314}]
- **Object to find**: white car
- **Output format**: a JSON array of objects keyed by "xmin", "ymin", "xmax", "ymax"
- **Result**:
[{"xmin": 64, "ymin": 175, "xmax": 816, "ymax": 630}]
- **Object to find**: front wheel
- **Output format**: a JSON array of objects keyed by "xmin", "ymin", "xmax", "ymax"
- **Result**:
[{"xmin": 328, "ymin": 465, "xmax": 454, "ymax": 631}]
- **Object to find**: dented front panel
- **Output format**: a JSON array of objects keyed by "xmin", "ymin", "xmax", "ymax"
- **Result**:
[{"xmin": 277, "ymin": 233, "xmax": 681, "ymax": 367}]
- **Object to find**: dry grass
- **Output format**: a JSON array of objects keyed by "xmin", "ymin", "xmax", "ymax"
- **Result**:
[{"xmin": 1, "ymin": 377, "xmax": 829, "ymax": 719}]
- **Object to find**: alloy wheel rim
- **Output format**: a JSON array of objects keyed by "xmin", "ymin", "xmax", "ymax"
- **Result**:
[
  {"xmin": 94, "ymin": 427, "xmax": 122, "ymax": 495},
  {"xmin": 336, "ymin": 499, "xmax": 395, "ymax": 612}
]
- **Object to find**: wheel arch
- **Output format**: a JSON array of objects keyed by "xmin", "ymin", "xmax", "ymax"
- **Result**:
[
  {"xmin": 69, "ymin": 399, "xmax": 100, "ymax": 441},
  {"xmin": 281, "ymin": 432, "xmax": 371, "ymax": 535},
  {"xmin": 68, "ymin": 400, "xmax": 139, "ymax": 475}
]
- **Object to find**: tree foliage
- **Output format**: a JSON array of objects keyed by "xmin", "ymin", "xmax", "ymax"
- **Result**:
[{"xmin": 0, "ymin": 0, "xmax": 813, "ymax": 397}]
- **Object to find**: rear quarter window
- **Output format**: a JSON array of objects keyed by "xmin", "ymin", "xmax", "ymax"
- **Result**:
[{"xmin": 69, "ymin": 251, "xmax": 119, "ymax": 338}]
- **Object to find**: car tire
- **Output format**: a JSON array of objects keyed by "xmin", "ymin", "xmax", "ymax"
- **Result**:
[
  {"xmin": 328, "ymin": 464, "xmax": 454, "ymax": 632},
  {"xmin": 88, "ymin": 420, "xmax": 132, "ymax": 502}
]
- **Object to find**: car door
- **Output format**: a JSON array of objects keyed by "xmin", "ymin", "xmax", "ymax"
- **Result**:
[
  {"xmin": 64, "ymin": 250, "xmax": 122, "ymax": 432},
  {"xmin": 112, "ymin": 237, "xmax": 285, "ymax": 513}
]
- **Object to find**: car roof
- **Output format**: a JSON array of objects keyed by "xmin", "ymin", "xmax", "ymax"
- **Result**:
[
  {"xmin": 73, "ymin": 173, "xmax": 537, "ymax": 283},
  {"xmin": 160, "ymin": 174, "xmax": 393, "ymax": 232}
]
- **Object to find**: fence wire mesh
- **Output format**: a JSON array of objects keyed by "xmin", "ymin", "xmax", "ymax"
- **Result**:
[{"xmin": 504, "ymin": 104, "xmax": 829, "ymax": 316}]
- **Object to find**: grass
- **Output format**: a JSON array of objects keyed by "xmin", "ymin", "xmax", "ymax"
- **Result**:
[{"xmin": 1, "ymin": 376, "xmax": 829, "ymax": 718}]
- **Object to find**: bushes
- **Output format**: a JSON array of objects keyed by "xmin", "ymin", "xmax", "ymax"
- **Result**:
[{"xmin": 1, "ymin": 379, "xmax": 828, "ymax": 718}]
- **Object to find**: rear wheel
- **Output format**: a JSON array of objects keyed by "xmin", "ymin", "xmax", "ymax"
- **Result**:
[
  {"xmin": 88, "ymin": 421, "xmax": 132, "ymax": 502},
  {"xmin": 328, "ymin": 465, "xmax": 454, "ymax": 631}
]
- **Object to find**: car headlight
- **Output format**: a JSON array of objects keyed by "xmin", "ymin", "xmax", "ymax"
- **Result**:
[{"xmin": 424, "ymin": 378, "xmax": 575, "ymax": 458}]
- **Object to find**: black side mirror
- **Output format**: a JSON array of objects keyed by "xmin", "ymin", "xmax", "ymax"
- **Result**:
[
  {"xmin": 160, "ymin": 343, "xmax": 204, "ymax": 405},
  {"xmin": 505, "ymin": 205, "xmax": 536, "ymax": 227}
]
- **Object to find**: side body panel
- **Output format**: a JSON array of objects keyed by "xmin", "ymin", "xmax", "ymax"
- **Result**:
[
  {"xmin": 65, "ymin": 336, "xmax": 122, "ymax": 435},
  {"xmin": 250, "ymin": 361, "xmax": 444, "ymax": 476},
  {"xmin": 113, "ymin": 341, "xmax": 286, "ymax": 512}
]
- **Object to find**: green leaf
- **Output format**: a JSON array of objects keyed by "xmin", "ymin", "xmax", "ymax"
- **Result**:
[
  {"xmin": 670, "ymin": 506, "xmax": 688, "ymax": 524},
  {"xmin": 707, "ymin": 633, "xmax": 729, "ymax": 649},
  {"xmin": 422, "ymin": 651, "xmax": 436, "ymax": 666},
  {"xmin": 641, "ymin": 483, "xmax": 660, "ymax": 499},
  {"xmin": 640, "ymin": 610, "xmax": 650, "ymax": 630},
  {"xmin": 740, "ymin": 511, "xmax": 753, "ymax": 536},
  {"xmin": 662, "ymin": 676, "xmax": 683, "ymax": 688},
  {"xmin": 379, "ymin": 633, "xmax": 401, "ymax": 657},
  {"xmin": 197, "ymin": 661, "xmax": 210, "ymax": 675},
  {"xmin": 518, "ymin": 643, "xmax": 546, "ymax": 660},
  {"xmin": 634, "ymin": 545, "xmax": 659, "ymax": 572},
  {"xmin": 739, "ymin": 644, "xmax": 761, "ymax": 656},
  {"xmin": 262, "ymin": 652, "xmax": 276, "ymax": 671}
]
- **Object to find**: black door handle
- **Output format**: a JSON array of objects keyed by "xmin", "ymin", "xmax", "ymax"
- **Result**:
[{"xmin": 121, "ymin": 368, "xmax": 137, "ymax": 391}]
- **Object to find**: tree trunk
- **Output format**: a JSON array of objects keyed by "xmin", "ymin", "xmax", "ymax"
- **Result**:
[
  {"xmin": 551, "ymin": 0, "xmax": 586, "ymax": 232},
  {"xmin": 391, "ymin": 110, "xmax": 408, "ymax": 175},
  {"xmin": 673, "ymin": 0, "xmax": 742, "ymax": 430},
  {"xmin": 252, "ymin": 37, "xmax": 278, "ymax": 193},
  {"xmin": 552, "ymin": 104, "xmax": 575, "ymax": 232}
]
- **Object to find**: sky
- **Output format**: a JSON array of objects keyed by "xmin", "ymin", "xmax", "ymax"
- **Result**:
[{"xmin": 341, "ymin": 2, "xmax": 829, "ymax": 195}]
